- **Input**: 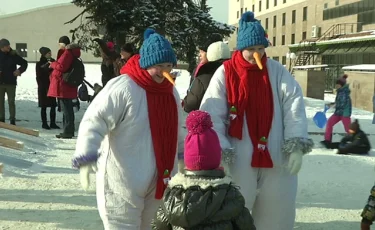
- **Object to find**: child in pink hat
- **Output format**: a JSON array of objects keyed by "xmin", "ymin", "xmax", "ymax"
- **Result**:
[{"xmin": 152, "ymin": 110, "xmax": 255, "ymax": 229}]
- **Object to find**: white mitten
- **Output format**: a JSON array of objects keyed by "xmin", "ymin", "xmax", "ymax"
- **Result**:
[
  {"xmin": 287, "ymin": 151, "xmax": 303, "ymax": 175},
  {"xmin": 80, "ymin": 163, "xmax": 98, "ymax": 191}
]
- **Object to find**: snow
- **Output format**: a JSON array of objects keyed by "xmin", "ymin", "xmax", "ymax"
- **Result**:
[
  {"xmin": 342, "ymin": 64, "xmax": 375, "ymax": 72},
  {"xmin": 293, "ymin": 64, "xmax": 328, "ymax": 70},
  {"xmin": 289, "ymin": 31, "xmax": 375, "ymax": 47},
  {"xmin": 1, "ymin": 63, "xmax": 374, "ymax": 229}
]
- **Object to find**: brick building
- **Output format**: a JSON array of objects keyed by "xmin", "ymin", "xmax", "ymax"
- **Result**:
[{"xmin": 228, "ymin": 0, "xmax": 375, "ymax": 90}]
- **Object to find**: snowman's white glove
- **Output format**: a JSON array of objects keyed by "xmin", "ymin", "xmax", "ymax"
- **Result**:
[
  {"xmin": 287, "ymin": 151, "xmax": 303, "ymax": 175},
  {"xmin": 80, "ymin": 163, "xmax": 98, "ymax": 191}
]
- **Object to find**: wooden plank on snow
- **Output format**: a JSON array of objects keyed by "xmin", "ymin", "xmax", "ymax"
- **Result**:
[
  {"xmin": 0, "ymin": 136, "xmax": 24, "ymax": 151},
  {"xmin": 0, "ymin": 122, "xmax": 39, "ymax": 137}
]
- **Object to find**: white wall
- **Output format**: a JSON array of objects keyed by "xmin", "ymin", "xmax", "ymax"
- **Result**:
[{"xmin": 0, "ymin": 3, "xmax": 101, "ymax": 63}]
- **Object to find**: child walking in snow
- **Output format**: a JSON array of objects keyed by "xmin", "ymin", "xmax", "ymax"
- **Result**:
[
  {"xmin": 152, "ymin": 110, "xmax": 256, "ymax": 230},
  {"xmin": 321, "ymin": 74, "xmax": 352, "ymax": 147},
  {"xmin": 72, "ymin": 28, "xmax": 185, "ymax": 229}
]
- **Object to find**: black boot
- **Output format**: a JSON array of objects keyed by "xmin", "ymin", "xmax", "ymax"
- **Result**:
[
  {"xmin": 41, "ymin": 108, "xmax": 50, "ymax": 129},
  {"xmin": 10, "ymin": 120, "xmax": 15, "ymax": 125},
  {"xmin": 49, "ymin": 107, "xmax": 60, "ymax": 129},
  {"xmin": 320, "ymin": 140, "xmax": 331, "ymax": 149},
  {"xmin": 56, "ymin": 133, "xmax": 73, "ymax": 139}
]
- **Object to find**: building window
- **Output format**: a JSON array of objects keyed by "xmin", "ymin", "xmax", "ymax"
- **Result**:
[
  {"xmin": 335, "ymin": 0, "xmax": 339, "ymax": 6},
  {"xmin": 274, "ymin": 0, "xmax": 277, "ymax": 7},
  {"xmin": 252, "ymin": 4, "xmax": 255, "ymax": 12},
  {"xmin": 16, "ymin": 43, "xmax": 27, "ymax": 58},
  {"xmin": 283, "ymin": 0, "xmax": 286, "ymax": 3},
  {"xmin": 259, "ymin": 1, "xmax": 262, "ymax": 12},
  {"xmin": 245, "ymin": 7, "xmax": 247, "ymax": 11},
  {"xmin": 241, "ymin": 7, "xmax": 243, "ymax": 14},
  {"xmin": 282, "ymin": 35, "xmax": 285, "ymax": 45},
  {"xmin": 273, "ymin": 36, "xmax": 276, "ymax": 46},
  {"xmin": 266, "ymin": 0, "xmax": 269, "ymax": 9},
  {"xmin": 291, "ymin": 34, "xmax": 295, "ymax": 44},
  {"xmin": 282, "ymin": 56, "xmax": 287, "ymax": 65},
  {"xmin": 292, "ymin": 10, "xmax": 296, "ymax": 24},
  {"xmin": 323, "ymin": 1, "xmax": 375, "ymax": 23},
  {"xmin": 265, "ymin": 18, "xmax": 269, "ymax": 29},
  {"xmin": 303, "ymin": 7, "xmax": 307, "ymax": 21},
  {"xmin": 237, "ymin": 11, "xmax": 239, "ymax": 18},
  {"xmin": 273, "ymin": 15, "xmax": 277, "ymax": 28},
  {"xmin": 236, "ymin": 27, "xmax": 239, "ymax": 34},
  {"xmin": 302, "ymin": 31, "xmax": 307, "ymax": 40},
  {"xmin": 282, "ymin": 12, "xmax": 286, "ymax": 25},
  {"xmin": 273, "ymin": 56, "xmax": 280, "ymax": 62}
]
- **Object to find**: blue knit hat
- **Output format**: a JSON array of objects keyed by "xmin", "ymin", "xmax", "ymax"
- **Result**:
[
  {"xmin": 139, "ymin": 28, "xmax": 177, "ymax": 69},
  {"xmin": 236, "ymin": 11, "xmax": 269, "ymax": 51}
]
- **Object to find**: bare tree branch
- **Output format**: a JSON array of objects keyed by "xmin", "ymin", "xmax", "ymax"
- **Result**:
[{"xmin": 64, "ymin": 8, "xmax": 88, "ymax": 25}]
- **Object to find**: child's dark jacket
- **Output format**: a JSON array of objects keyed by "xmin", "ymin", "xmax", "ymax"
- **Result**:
[
  {"xmin": 152, "ymin": 169, "xmax": 256, "ymax": 230},
  {"xmin": 339, "ymin": 129, "xmax": 370, "ymax": 154}
]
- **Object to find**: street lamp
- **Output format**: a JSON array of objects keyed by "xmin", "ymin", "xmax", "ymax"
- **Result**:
[{"xmin": 286, "ymin": 52, "xmax": 296, "ymax": 72}]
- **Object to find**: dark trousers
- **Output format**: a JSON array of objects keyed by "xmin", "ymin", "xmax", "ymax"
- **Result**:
[
  {"xmin": 41, "ymin": 107, "xmax": 56, "ymax": 124},
  {"xmin": 59, "ymin": 99, "xmax": 75, "ymax": 135},
  {"xmin": 0, "ymin": 84, "xmax": 16, "ymax": 122}
]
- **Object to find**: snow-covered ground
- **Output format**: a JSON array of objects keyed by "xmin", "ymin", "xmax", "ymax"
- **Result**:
[{"xmin": 0, "ymin": 63, "xmax": 374, "ymax": 229}]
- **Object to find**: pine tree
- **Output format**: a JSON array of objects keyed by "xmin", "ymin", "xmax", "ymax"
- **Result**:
[{"xmin": 66, "ymin": 0, "xmax": 234, "ymax": 71}]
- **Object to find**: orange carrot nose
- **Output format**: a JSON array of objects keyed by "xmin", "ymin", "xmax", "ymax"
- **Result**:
[
  {"xmin": 161, "ymin": 71, "xmax": 176, "ymax": 85},
  {"xmin": 253, "ymin": 52, "xmax": 263, "ymax": 70}
]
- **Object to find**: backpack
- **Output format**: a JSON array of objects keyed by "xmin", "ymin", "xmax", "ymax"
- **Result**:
[
  {"xmin": 78, "ymin": 82, "xmax": 89, "ymax": 101},
  {"xmin": 62, "ymin": 56, "xmax": 85, "ymax": 87}
]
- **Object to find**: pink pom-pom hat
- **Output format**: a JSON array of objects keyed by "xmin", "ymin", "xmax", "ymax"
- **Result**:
[{"xmin": 184, "ymin": 110, "xmax": 222, "ymax": 171}]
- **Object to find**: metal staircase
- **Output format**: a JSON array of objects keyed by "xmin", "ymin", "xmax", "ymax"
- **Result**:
[{"xmin": 291, "ymin": 23, "xmax": 362, "ymax": 72}]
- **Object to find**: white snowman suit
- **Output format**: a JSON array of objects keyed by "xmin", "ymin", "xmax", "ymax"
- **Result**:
[
  {"xmin": 200, "ymin": 11, "xmax": 313, "ymax": 229},
  {"xmin": 73, "ymin": 76, "xmax": 185, "ymax": 229},
  {"xmin": 200, "ymin": 59, "xmax": 313, "ymax": 229}
]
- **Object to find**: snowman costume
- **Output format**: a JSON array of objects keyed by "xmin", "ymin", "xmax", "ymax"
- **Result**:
[
  {"xmin": 72, "ymin": 29, "xmax": 185, "ymax": 230},
  {"xmin": 199, "ymin": 12, "xmax": 314, "ymax": 230}
]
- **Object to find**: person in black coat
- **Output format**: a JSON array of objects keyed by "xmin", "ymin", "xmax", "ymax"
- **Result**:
[
  {"xmin": 183, "ymin": 41, "xmax": 231, "ymax": 113},
  {"xmin": 0, "ymin": 38, "xmax": 28, "ymax": 125},
  {"xmin": 36, "ymin": 47, "xmax": 60, "ymax": 130},
  {"xmin": 93, "ymin": 38, "xmax": 119, "ymax": 87},
  {"xmin": 325, "ymin": 119, "xmax": 371, "ymax": 155}
]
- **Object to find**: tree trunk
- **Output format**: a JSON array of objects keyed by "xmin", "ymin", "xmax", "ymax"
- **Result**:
[
  {"xmin": 200, "ymin": 0, "xmax": 206, "ymax": 10},
  {"xmin": 186, "ymin": 38, "xmax": 197, "ymax": 74}
]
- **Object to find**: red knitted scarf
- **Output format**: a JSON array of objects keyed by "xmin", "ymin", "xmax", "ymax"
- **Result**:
[
  {"xmin": 121, "ymin": 55, "xmax": 178, "ymax": 199},
  {"xmin": 223, "ymin": 51, "xmax": 274, "ymax": 168}
]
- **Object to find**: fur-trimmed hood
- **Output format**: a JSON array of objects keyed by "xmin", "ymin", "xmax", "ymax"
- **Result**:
[
  {"xmin": 65, "ymin": 43, "xmax": 81, "ymax": 58},
  {"xmin": 168, "ymin": 170, "xmax": 232, "ymax": 190},
  {"xmin": 66, "ymin": 43, "xmax": 80, "ymax": 50}
]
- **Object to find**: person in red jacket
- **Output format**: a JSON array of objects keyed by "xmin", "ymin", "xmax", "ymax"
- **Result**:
[
  {"xmin": 57, "ymin": 36, "xmax": 70, "ymax": 59},
  {"xmin": 48, "ymin": 43, "xmax": 81, "ymax": 139}
]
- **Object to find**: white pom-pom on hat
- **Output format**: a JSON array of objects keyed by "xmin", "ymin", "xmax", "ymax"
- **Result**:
[{"xmin": 207, "ymin": 41, "xmax": 231, "ymax": 62}]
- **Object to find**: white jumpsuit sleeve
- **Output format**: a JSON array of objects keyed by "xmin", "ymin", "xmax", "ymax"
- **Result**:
[
  {"xmin": 278, "ymin": 66, "xmax": 314, "ymax": 155},
  {"xmin": 199, "ymin": 65, "xmax": 232, "ymax": 152},
  {"xmin": 72, "ymin": 79, "xmax": 128, "ymax": 168}
]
